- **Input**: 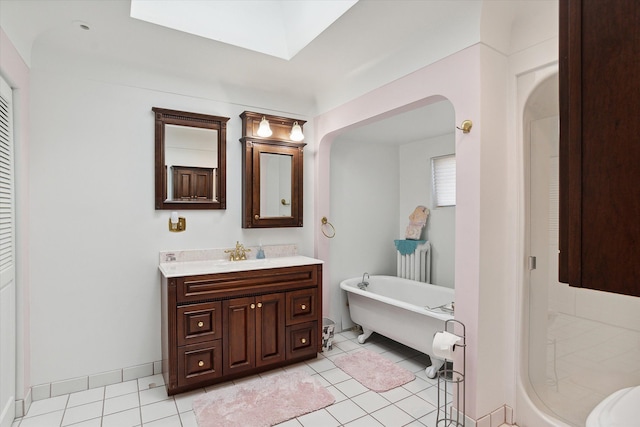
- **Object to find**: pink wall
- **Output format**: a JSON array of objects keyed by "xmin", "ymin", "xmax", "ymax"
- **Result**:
[
  {"xmin": 313, "ymin": 44, "xmax": 512, "ymax": 420},
  {"xmin": 0, "ymin": 28, "xmax": 31, "ymax": 401}
]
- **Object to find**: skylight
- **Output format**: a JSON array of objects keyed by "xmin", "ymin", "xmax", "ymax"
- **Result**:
[{"xmin": 130, "ymin": 0, "xmax": 358, "ymax": 60}]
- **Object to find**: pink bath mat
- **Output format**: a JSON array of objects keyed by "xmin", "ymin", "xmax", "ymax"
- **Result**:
[
  {"xmin": 334, "ymin": 349, "xmax": 415, "ymax": 392},
  {"xmin": 192, "ymin": 370, "xmax": 335, "ymax": 427}
]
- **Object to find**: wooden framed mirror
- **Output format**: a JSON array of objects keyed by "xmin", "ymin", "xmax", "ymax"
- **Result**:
[
  {"xmin": 153, "ymin": 107, "xmax": 229, "ymax": 210},
  {"xmin": 240, "ymin": 111, "xmax": 306, "ymax": 228}
]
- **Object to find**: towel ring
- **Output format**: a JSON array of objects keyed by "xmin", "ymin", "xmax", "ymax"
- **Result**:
[{"xmin": 321, "ymin": 217, "xmax": 336, "ymax": 238}]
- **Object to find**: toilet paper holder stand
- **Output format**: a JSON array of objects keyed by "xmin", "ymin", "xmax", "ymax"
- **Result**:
[{"xmin": 435, "ymin": 319, "xmax": 466, "ymax": 427}]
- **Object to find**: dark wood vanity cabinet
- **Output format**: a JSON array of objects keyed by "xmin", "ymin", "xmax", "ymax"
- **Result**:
[
  {"xmin": 559, "ymin": 0, "xmax": 640, "ymax": 297},
  {"xmin": 161, "ymin": 263, "xmax": 322, "ymax": 395}
]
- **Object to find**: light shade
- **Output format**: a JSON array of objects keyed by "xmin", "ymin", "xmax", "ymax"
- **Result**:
[
  {"xmin": 290, "ymin": 121, "xmax": 304, "ymax": 141},
  {"xmin": 257, "ymin": 117, "xmax": 273, "ymax": 137}
]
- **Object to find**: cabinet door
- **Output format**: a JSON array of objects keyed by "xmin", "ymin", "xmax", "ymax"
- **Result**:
[
  {"xmin": 223, "ymin": 296, "xmax": 255, "ymax": 375},
  {"xmin": 559, "ymin": 0, "xmax": 640, "ymax": 296},
  {"xmin": 255, "ymin": 293, "xmax": 286, "ymax": 367}
]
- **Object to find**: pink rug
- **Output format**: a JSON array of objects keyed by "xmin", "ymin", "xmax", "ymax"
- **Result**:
[
  {"xmin": 334, "ymin": 349, "xmax": 415, "ymax": 392},
  {"xmin": 192, "ymin": 370, "xmax": 335, "ymax": 427}
]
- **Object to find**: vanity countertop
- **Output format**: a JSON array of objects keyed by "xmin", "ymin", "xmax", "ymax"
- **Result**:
[{"xmin": 159, "ymin": 255, "xmax": 323, "ymax": 278}]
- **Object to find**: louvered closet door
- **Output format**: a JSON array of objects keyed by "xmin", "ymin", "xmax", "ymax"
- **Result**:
[{"xmin": 0, "ymin": 75, "xmax": 16, "ymax": 427}]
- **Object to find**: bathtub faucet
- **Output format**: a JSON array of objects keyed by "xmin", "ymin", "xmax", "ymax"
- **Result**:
[{"xmin": 358, "ymin": 272, "xmax": 370, "ymax": 290}]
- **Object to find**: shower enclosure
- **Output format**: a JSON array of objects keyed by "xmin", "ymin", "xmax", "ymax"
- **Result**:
[{"xmin": 523, "ymin": 70, "xmax": 640, "ymax": 426}]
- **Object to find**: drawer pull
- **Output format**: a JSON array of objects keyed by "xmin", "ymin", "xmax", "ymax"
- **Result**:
[
  {"xmin": 250, "ymin": 303, "xmax": 256, "ymax": 309},
  {"xmin": 257, "ymin": 302, "xmax": 262, "ymax": 308},
  {"xmin": 197, "ymin": 321, "xmax": 204, "ymax": 328},
  {"xmin": 301, "ymin": 338, "xmax": 307, "ymax": 344},
  {"xmin": 301, "ymin": 304, "xmax": 306, "ymax": 310},
  {"xmin": 198, "ymin": 360, "xmax": 204, "ymax": 367}
]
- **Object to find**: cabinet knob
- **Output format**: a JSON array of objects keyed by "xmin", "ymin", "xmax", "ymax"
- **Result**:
[
  {"xmin": 250, "ymin": 303, "xmax": 256, "ymax": 309},
  {"xmin": 301, "ymin": 304, "xmax": 306, "ymax": 310},
  {"xmin": 301, "ymin": 338, "xmax": 307, "ymax": 344},
  {"xmin": 197, "ymin": 321, "xmax": 204, "ymax": 328},
  {"xmin": 198, "ymin": 360, "xmax": 204, "ymax": 367},
  {"xmin": 254, "ymin": 215, "xmax": 260, "ymax": 220},
  {"xmin": 257, "ymin": 302, "xmax": 262, "ymax": 308}
]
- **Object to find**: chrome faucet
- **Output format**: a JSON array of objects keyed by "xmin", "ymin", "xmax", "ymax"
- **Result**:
[
  {"xmin": 357, "ymin": 272, "xmax": 370, "ymax": 290},
  {"xmin": 224, "ymin": 241, "xmax": 251, "ymax": 261}
]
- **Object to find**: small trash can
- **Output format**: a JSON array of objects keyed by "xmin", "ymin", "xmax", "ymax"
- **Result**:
[{"xmin": 322, "ymin": 318, "xmax": 335, "ymax": 352}]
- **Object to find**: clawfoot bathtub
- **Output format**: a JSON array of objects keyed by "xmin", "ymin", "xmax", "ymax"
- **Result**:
[{"xmin": 340, "ymin": 275, "xmax": 454, "ymax": 378}]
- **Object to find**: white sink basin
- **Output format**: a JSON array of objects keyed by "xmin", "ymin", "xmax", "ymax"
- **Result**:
[{"xmin": 159, "ymin": 255, "xmax": 322, "ymax": 277}]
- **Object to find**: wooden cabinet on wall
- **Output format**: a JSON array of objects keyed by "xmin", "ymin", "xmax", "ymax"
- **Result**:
[
  {"xmin": 559, "ymin": 0, "xmax": 640, "ymax": 297},
  {"xmin": 161, "ymin": 263, "xmax": 322, "ymax": 395},
  {"xmin": 171, "ymin": 166, "xmax": 215, "ymax": 201}
]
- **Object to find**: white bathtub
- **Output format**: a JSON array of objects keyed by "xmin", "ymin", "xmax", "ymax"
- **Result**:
[{"xmin": 340, "ymin": 275, "xmax": 454, "ymax": 378}]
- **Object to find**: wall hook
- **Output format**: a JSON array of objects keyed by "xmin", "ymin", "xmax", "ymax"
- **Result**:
[{"xmin": 456, "ymin": 120, "xmax": 473, "ymax": 133}]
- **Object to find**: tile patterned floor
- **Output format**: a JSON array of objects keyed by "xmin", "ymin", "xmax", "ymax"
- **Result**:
[{"xmin": 12, "ymin": 330, "xmax": 468, "ymax": 427}]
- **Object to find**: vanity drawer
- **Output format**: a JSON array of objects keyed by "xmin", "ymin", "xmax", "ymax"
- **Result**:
[
  {"xmin": 286, "ymin": 288, "xmax": 317, "ymax": 325},
  {"xmin": 286, "ymin": 321, "xmax": 318, "ymax": 359},
  {"xmin": 177, "ymin": 340, "xmax": 223, "ymax": 388},
  {"xmin": 177, "ymin": 301, "xmax": 222, "ymax": 346}
]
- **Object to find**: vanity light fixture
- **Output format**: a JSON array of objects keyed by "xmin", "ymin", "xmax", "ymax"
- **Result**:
[
  {"xmin": 169, "ymin": 211, "xmax": 186, "ymax": 232},
  {"xmin": 290, "ymin": 121, "xmax": 305, "ymax": 141},
  {"xmin": 257, "ymin": 116, "xmax": 273, "ymax": 137}
]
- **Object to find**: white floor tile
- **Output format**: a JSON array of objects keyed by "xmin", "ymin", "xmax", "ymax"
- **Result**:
[
  {"xmin": 305, "ymin": 357, "xmax": 336, "ymax": 373},
  {"xmin": 143, "ymin": 414, "xmax": 181, "ymax": 426},
  {"xmin": 394, "ymin": 394, "xmax": 436, "ymax": 419},
  {"xmin": 179, "ymin": 410, "xmax": 199, "ymax": 427},
  {"xmin": 139, "ymin": 385, "xmax": 169, "ymax": 406},
  {"xmin": 105, "ymin": 379, "xmax": 138, "ymax": 399},
  {"xmin": 103, "ymin": 392, "xmax": 140, "ymax": 416},
  {"xmin": 296, "ymin": 408, "xmax": 340, "ymax": 427},
  {"xmin": 320, "ymin": 367, "xmax": 351, "ymax": 385},
  {"xmin": 343, "ymin": 414, "xmax": 385, "ymax": 426},
  {"xmin": 140, "ymin": 399, "xmax": 178, "ymax": 423},
  {"xmin": 350, "ymin": 390, "xmax": 391, "ymax": 413},
  {"xmin": 101, "ymin": 407, "xmax": 141, "ymax": 427},
  {"xmin": 333, "ymin": 378, "xmax": 368, "ymax": 398},
  {"xmin": 24, "ymin": 395, "xmax": 68, "ymax": 417},
  {"xmin": 325, "ymin": 385, "xmax": 349, "ymax": 404},
  {"xmin": 325, "ymin": 399, "xmax": 367, "ymax": 424},
  {"xmin": 66, "ymin": 418, "xmax": 102, "ymax": 427},
  {"xmin": 61, "ymin": 400, "xmax": 103, "ymax": 426},
  {"xmin": 371, "ymin": 404, "xmax": 415, "ymax": 427},
  {"xmin": 137, "ymin": 373, "xmax": 165, "ymax": 391},
  {"xmin": 378, "ymin": 385, "xmax": 413, "ymax": 403},
  {"xmin": 67, "ymin": 387, "xmax": 105, "ymax": 408},
  {"xmin": 20, "ymin": 410, "xmax": 64, "ymax": 426},
  {"xmin": 173, "ymin": 389, "xmax": 205, "ymax": 413}
]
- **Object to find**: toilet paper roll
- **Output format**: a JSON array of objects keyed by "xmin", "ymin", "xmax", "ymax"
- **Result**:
[{"xmin": 432, "ymin": 331, "xmax": 462, "ymax": 360}]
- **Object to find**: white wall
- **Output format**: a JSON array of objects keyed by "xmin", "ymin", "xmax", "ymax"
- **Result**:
[
  {"xmin": 329, "ymin": 138, "xmax": 399, "ymax": 330},
  {"xmin": 26, "ymin": 46, "xmax": 316, "ymax": 386},
  {"xmin": 399, "ymin": 133, "xmax": 455, "ymax": 287}
]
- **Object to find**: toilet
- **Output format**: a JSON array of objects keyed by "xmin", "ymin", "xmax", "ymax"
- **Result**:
[{"xmin": 586, "ymin": 386, "xmax": 640, "ymax": 427}]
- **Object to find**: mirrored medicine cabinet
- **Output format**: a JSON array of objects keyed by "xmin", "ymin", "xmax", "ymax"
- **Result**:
[
  {"xmin": 240, "ymin": 111, "xmax": 306, "ymax": 228},
  {"xmin": 153, "ymin": 107, "xmax": 230, "ymax": 210}
]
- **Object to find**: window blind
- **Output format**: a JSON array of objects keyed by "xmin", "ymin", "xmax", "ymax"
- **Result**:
[
  {"xmin": 432, "ymin": 154, "xmax": 456, "ymax": 207},
  {"xmin": 0, "ymin": 76, "xmax": 14, "ymax": 272}
]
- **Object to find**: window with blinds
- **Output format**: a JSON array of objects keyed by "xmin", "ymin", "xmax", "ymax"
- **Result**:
[
  {"xmin": 0, "ymin": 76, "xmax": 14, "ymax": 273},
  {"xmin": 432, "ymin": 154, "xmax": 456, "ymax": 207}
]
